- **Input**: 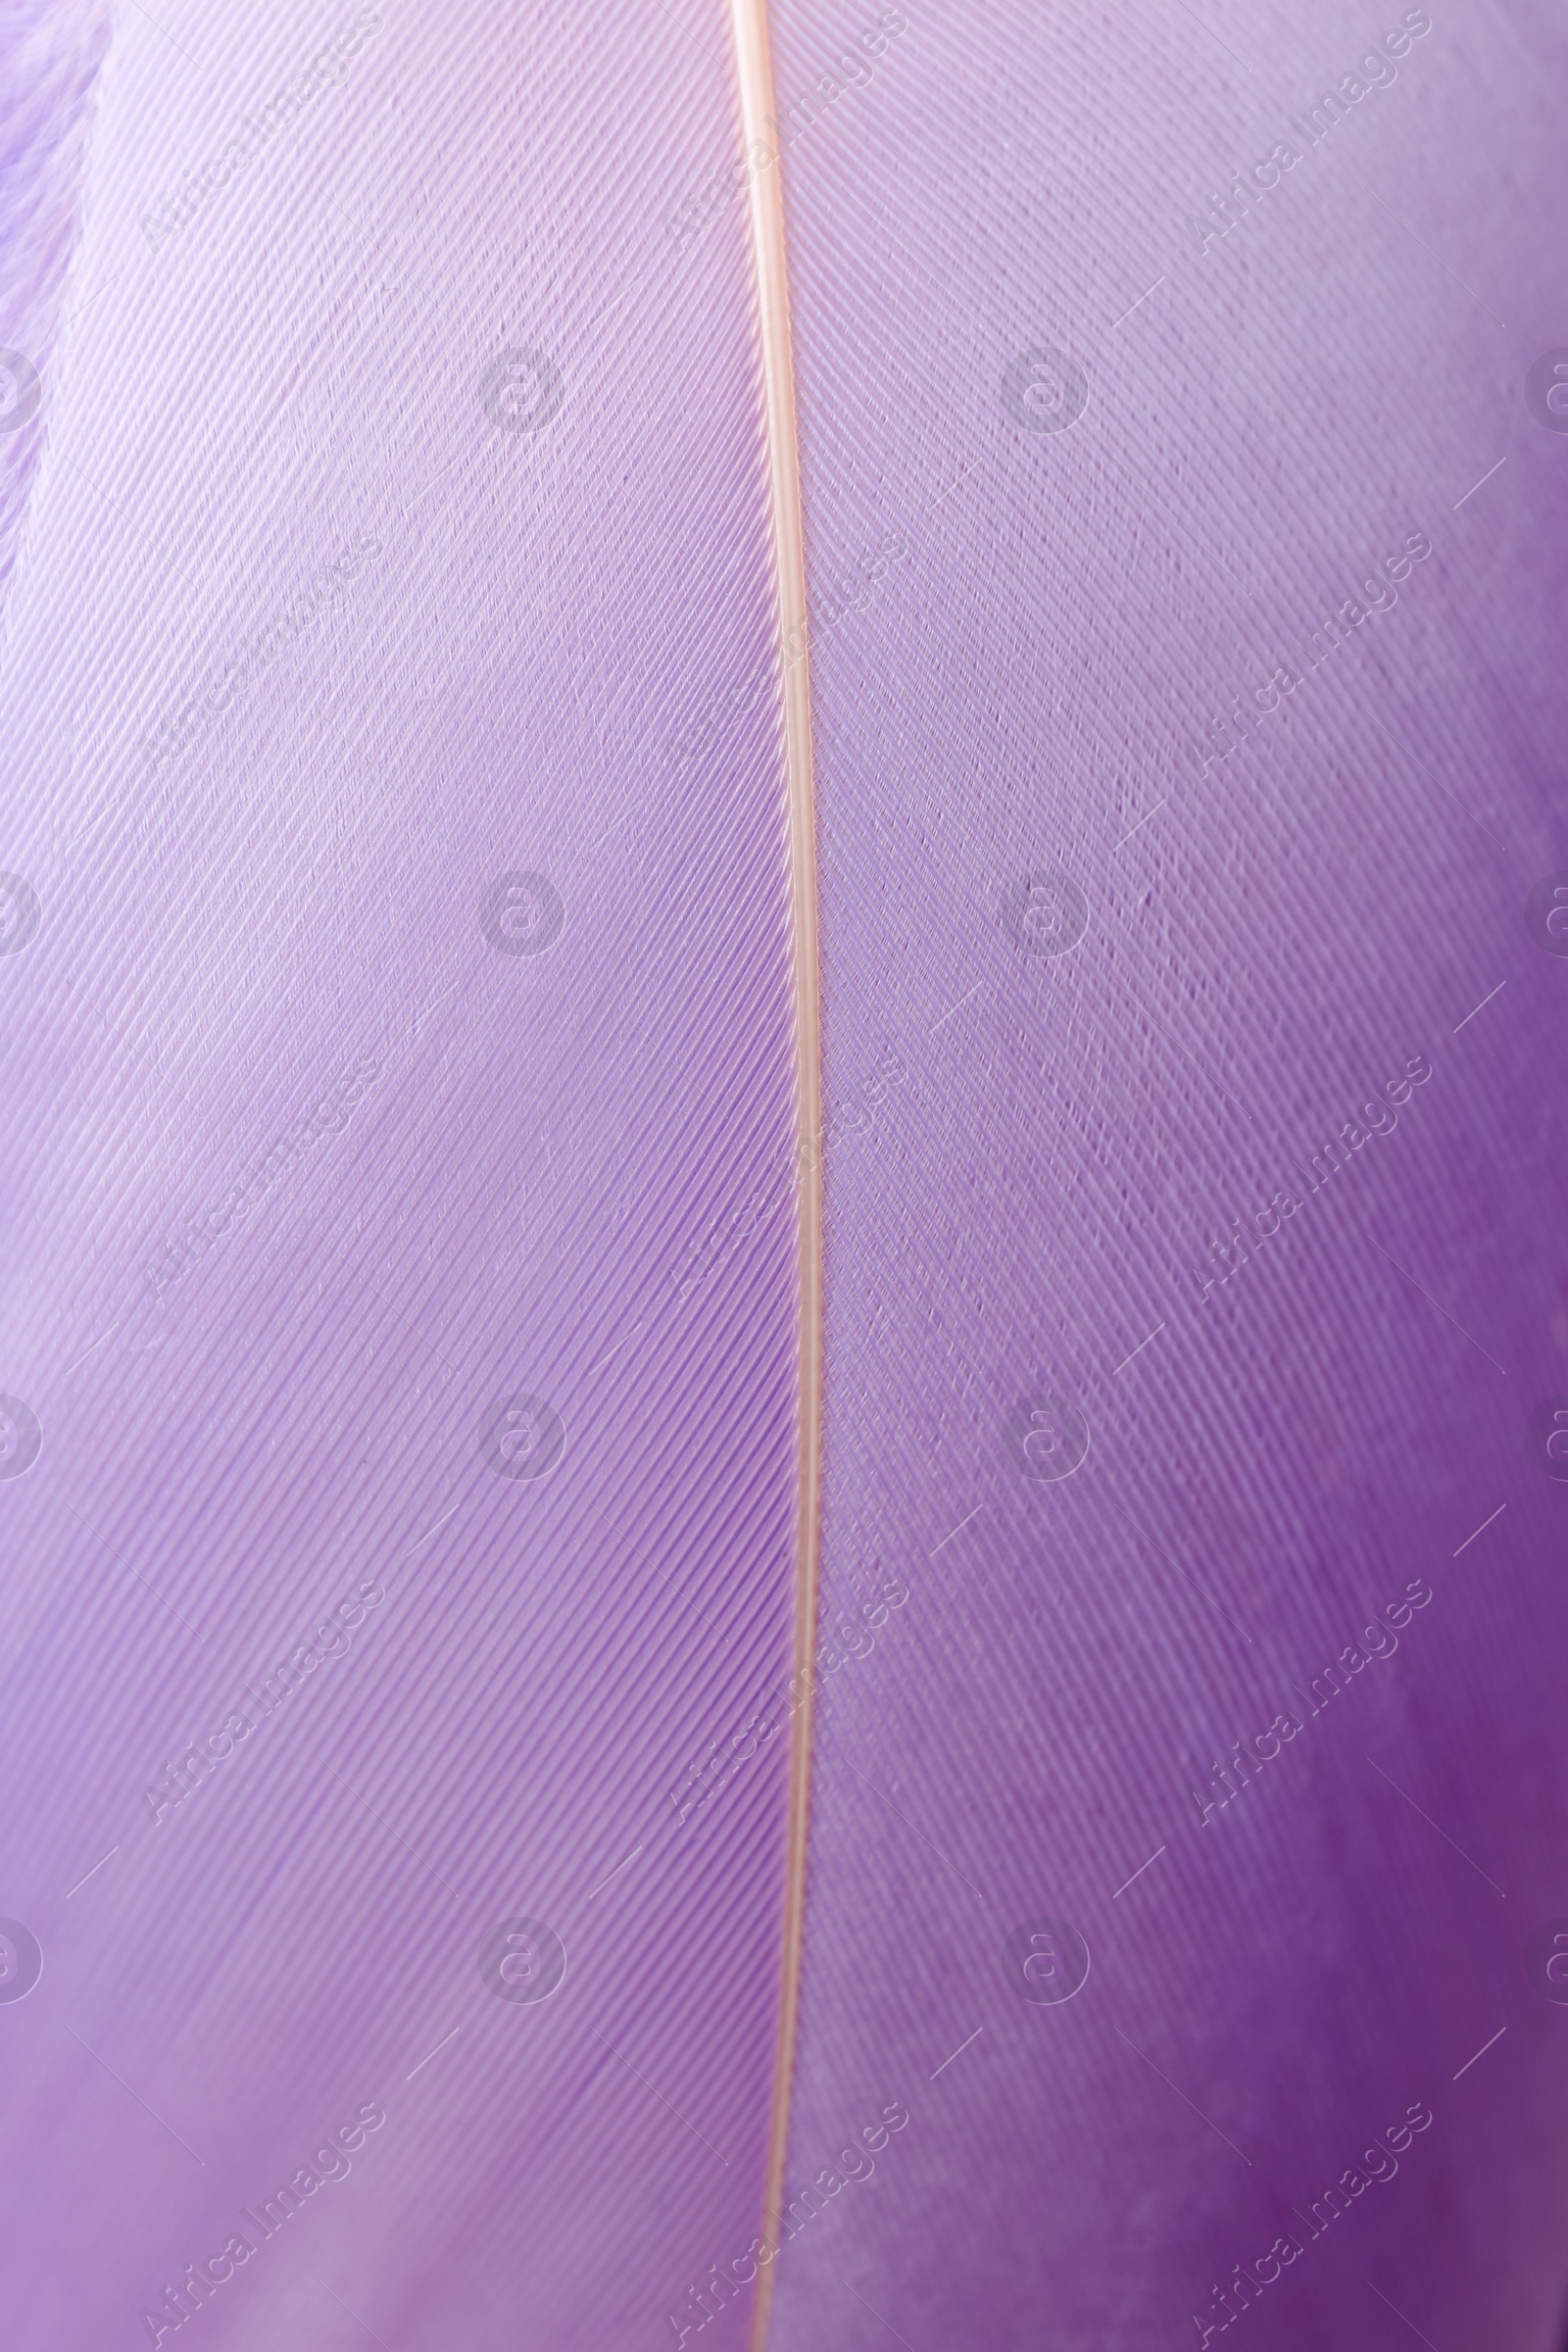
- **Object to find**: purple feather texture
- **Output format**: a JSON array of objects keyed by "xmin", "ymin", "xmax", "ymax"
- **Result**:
[
  {"xmin": 759, "ymin": 5, "xmax": 1568, "ymax": 2349},
  {"xmin": 2, "ymin": 1, "xmax": 797, "ymax": 2343},
  {"xmin": 2, "ymin": 0, "xmax": 1568, "ymax": 2348},
  {"xmin": 0, "ymin": 0, "xmax": 111, "ymax": 606}
]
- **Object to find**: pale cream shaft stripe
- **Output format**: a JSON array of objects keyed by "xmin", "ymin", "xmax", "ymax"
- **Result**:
[{"xmin": 725, "ymin": 4, "xmax": 823, "ymax": 2349}]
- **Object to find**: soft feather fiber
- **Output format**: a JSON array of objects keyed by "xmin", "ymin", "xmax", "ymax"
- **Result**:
[
  {"xmin": 1, "ymin": 2, "xmax": 1566, "ymax": 2349},
  {"xmin": 0, "ymin": 0, "xmax": 111, "ymax": 606}
]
